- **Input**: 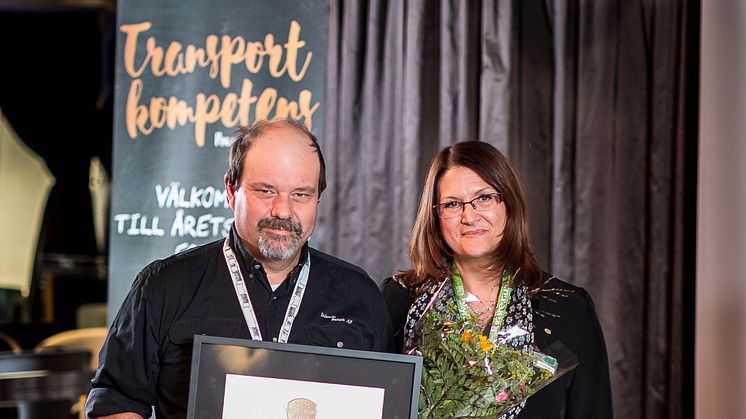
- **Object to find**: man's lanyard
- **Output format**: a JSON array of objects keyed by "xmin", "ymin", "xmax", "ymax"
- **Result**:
[
  {"xmin": 222, "ymin": 237, "xmax": 310, "ymax": 343},
  {"xmin": 451, "ymin": 269, "xmax": 512, "ymax": 342}
]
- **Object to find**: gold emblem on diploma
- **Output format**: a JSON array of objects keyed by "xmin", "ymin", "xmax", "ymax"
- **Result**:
[{"xmin": 286, "ymin": 398, "xmax": 317, "ymax": 419}]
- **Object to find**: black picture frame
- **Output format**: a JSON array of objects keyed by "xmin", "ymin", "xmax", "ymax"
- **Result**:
[{"xmin": 186, "ymin": 335, "xmax": 422, "ymax": 419}]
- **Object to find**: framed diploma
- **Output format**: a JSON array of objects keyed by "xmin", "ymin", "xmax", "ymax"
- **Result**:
[{"xmin": 186, "ymin": 335, "xmax": 422, "ymax": 419}]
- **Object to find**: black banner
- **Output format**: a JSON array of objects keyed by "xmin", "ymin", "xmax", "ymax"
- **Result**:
[{"xmin": 109, "ymin": 0, "xmax": 327, "ymax": 316}]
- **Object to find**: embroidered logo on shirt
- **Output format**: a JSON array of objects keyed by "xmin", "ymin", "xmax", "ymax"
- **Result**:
[{"xmin": 320, "ymin": 312, "xmax": 353, "ymax": 324}]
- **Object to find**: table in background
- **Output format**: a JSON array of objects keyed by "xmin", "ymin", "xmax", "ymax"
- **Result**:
[{"xmin": 0, "ymin": 350, "xmax": 92, "ymax": 419}]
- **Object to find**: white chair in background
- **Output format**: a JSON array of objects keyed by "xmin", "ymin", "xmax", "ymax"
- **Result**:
[{"xmin": 34, "ymin": 327, "xmax": 107, "ymax": 371}]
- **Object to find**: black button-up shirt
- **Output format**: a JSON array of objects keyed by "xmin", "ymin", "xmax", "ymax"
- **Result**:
[{"xmin": 86, "ymin": 230, "xmax": 394, "ymax": 419}]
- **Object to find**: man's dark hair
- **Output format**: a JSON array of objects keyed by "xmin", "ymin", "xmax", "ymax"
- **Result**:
[{"xmin": 225, "ymin": 118, "xmax": 327, "ymax": 195}]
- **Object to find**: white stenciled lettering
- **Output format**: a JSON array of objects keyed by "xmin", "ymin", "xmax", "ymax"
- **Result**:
[
  {"xmin": 202, "ymin": 187, "xmax": 214, "ymax": 207},
  {"xmin": 178, "ymin": 187, "xmax": 189, "ymax": 208},
  {"xmin": 154, "ymin": 183, "xmax": 171, "ymax": 208},
  {"xmin": 113, "ymin": 213, "xmax": 130, "ymax": 234},
  {"xmin": 170, "ymin": 209, "xmax": 233, "ymax": 238},
  {"xmin": 194, "ymin": 213, "xmax": 211, "ymax": 237},
  {"xmin": 214, "ymin": 188, "xmax": 228, "ymax": 207},
  {"xmin": 214, "ymin": 131, "xmax": 233, "ymax": 147},
  {"xmin": 171, "ymin": 209, "xmax": 194, "ymax": 236},
  {"xmin": 154, "ymin": 182, "xmax": 230, "ymax": 209},
  {"xmin": 189, "ymin": 186, "xmax": 203, "ymax": 207},
  {"xmin": 112, "ymin": 213, "xmax": 165, "ymax": 236}
]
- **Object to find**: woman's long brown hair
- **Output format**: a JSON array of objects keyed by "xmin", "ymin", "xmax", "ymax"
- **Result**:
[{"xmin": 398, "ymin": 141, "xmax": 542, "ymax": 295}]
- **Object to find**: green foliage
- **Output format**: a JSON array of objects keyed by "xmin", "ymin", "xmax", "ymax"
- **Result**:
[{"xmin": 416, "ymin": 302, "xmax": 553, "ymax": 419}]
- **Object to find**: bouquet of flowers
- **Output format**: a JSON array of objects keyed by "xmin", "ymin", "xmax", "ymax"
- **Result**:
[{"xmin": 416, "ymin": 301, "xmax": 567, "ymax": 419}]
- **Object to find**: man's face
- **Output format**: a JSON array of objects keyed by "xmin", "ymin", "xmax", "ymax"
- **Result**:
[{"xmin": 226, "ymin": 124, "xmax": 320, "ymax": 264}]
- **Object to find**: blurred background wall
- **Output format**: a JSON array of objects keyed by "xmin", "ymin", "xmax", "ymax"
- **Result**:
[{"xmin": 697, "ymin": 1, "xmax": 746, "ymax": 418}]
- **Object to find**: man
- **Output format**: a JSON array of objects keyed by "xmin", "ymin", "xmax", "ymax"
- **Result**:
[{"xmin": 86, "ymin": 119, "xmax": 394, "ymax": 419}]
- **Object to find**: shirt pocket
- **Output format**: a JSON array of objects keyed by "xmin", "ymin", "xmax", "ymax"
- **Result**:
[
  {"xmin": 168, "ymin": 318, "xmax": 245, "ymax": 344},
  {"xmin": 164, "ymin": 318, "xmax": 246, "ymax": 365},
  {"xmin": 304, "ymin": 322, "xmax": 365, "ymax": 350}
]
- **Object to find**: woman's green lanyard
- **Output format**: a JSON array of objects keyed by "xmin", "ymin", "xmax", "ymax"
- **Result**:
[{"xmin": 451, "ymin": 268, "xmax": 513, "ymax": 343}]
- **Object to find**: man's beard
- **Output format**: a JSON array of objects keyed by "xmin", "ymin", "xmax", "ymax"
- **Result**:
[{"xmin": 256, "ymin": 217, "xmax": 304, "ymax": 261}]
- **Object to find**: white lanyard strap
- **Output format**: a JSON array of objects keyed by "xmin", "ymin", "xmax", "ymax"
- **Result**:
[{"xmin": 223, "ymin": 237, "xmax": 310, "ymax": 343}]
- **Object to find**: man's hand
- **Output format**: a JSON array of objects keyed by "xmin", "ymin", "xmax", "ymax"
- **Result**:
[{"xmin": 97, "ymin": 413, "xmax": 145, "ymax": 419}]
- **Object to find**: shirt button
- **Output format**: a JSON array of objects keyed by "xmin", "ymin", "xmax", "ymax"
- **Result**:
[
  {"xmin": 272, "ymin": 337, "xmax": 278, "ymax": 342},
  {"xmin": 336, "ymin": 341, "xmax": 344, "ymax": 348},
  {"xmin": 272, "ymin": 296, "xmax": 278, "ymax": 300}
]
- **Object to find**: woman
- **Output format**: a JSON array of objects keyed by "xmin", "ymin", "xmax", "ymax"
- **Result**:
[{"xmin": 382, "ymin": 141, "xmax": 613, "ymax": 418}]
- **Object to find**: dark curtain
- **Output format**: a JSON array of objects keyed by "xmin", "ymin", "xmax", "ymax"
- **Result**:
[{"xmin": 319, "ymin": 1, "xmax": 698, "ymax": 418}]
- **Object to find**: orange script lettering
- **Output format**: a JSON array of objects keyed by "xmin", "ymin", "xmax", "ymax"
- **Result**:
[
  {"xmin": 125, "ymin": 79, "xmax": 320, "ymax": 146},
  {"xmin": 120, "ymin": 20, "xmax": 312, "ymax": 87}
]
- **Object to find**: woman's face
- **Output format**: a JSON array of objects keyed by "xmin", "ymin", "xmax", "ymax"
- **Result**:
[{"xmin": 436, "ymin": 166, "xmax": 507, "ymax": 265}]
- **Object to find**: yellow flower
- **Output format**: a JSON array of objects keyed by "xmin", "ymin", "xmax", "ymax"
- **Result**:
[
  {"xmin": 461, "ymin": 330, "xmax": 473, "ymax": 343},
  {"xmin": 479, "ymin": 335, "xmax": 494, "ymax": 352}
]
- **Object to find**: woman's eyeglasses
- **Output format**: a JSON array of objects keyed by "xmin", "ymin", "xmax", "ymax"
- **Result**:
[{"xmin": 433, "ymin": 192, "xmax": 503, "ymax": 218}]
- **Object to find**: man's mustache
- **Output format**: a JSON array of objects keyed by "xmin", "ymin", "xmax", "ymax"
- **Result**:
[{"xmin": 257, "ymin": 217, "xmax": 303, "ymax": 238}]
